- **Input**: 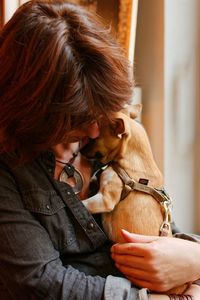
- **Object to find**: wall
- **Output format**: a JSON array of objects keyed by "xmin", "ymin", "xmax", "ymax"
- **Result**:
[
  {"xmin": 134, "ymin": 0, "xmax": 164, "ymax": 171},
  {"xmin": 164, "ymin": 0, "xmax": 200, "ymax": 232},
  {"xmin": 97, "ymin": 0, "xmax": 119, "ymax": 33},
  {"xmin": 195, "ymin": 18, "xmax": 200, "ymax": 232},
  {"xmin": 0, "ymin": 1, "xmax": 4, "ymax": 27},
  {"xmin": 3, "ymin": 0, "xmax": 18, "ymax": 23}
]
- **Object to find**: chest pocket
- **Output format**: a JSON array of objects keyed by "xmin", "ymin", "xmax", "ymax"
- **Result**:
[
  {"xmin": 22, "ymin": 188, "xmax": 77, "ymax": 252},
  {"xmin": 23, "ymin": 188, "xmax": 65, "ymax": 214}
]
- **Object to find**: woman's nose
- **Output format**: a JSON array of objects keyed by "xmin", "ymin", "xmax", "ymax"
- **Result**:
[{"xmin": 86, "ymin": 122, "xmax": 100, "ymax": 139}]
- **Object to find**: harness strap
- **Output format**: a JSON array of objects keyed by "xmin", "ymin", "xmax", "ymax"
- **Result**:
[{"xmin": 111, "ymin": 162, "xmax": 172, "ymax": 236}]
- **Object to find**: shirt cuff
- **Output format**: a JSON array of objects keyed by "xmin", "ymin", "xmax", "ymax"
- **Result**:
[
  {"xmin": 173, "ymin": 232, "xmax": 200, "ymax": 243},
  {"xmin": 104, "ymin": 275, "xmax": 149, "ymax": 300}
]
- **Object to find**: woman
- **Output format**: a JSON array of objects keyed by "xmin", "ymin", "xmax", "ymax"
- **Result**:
[{"xmin": 0, "ymin": 1, "xmax": 199, "ymax": 299}]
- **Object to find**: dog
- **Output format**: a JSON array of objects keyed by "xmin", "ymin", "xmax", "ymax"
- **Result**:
[
  {"xmin": 81, "ymin": 104, "xmax": 188, "ymax": 294},
  {"xmin": 81, "ymin": 104, "xmax": 172, "ymax": 242}
]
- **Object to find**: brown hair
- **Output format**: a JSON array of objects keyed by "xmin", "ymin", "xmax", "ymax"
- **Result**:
[{"xmin": 0, "ymin": 0, "xmax": 133, "ymax": 163}]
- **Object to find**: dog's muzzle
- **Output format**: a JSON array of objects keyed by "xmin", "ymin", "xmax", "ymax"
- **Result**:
[{"xmin": 80, "ymin": 139, "xmax": 104, "ymax": 160}]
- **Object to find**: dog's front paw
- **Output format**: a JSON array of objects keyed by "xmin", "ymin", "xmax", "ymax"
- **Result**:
[{"xmin": 81, "ymin": 193, "xmax": 104, "ymax": 214}]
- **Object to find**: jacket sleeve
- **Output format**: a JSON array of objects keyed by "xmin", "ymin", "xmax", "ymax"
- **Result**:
[{"xmin": 172, "ymin": 221, "xmax": 200, "ymax": 243}]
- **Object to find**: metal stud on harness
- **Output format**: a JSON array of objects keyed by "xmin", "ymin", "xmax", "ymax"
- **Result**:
[{"xmin": 111, "ymin": 162, "xmax": 172, "ymax": 237}]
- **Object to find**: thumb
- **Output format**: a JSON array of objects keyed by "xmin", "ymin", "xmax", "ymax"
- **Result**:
[{"xmin": 121, "ymin": 229, "xmax": 159, "ymax": 243}]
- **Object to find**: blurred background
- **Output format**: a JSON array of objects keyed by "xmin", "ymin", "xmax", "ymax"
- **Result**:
[{"xmin": 0, "ymin": 0, "xmax": 199, "ymax": 233}]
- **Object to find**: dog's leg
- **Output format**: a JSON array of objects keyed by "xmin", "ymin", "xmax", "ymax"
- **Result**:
[{"xmin": 82, "ymin": 166, "xmax": 123, "ymax": 214}]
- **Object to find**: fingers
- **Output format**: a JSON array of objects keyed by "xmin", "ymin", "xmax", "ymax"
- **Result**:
[
  {"xmin": 121, "ymin": 229, "xmax": 159, "ymax": 244},
  {"xmin": 126, "ymin": 276, "xmax": 167, "ymax": 293},
  {"xmin": 111, "ymin": 230, "xmax": 160, "ymax": 257},
  {"xmin": 114, "ymin": 263, "xmax": 154, "ymax": 281},
  {"xmin": 126, "ymin": 276, "xmax": 153, "ymax": 290},
  {"xmin": 111, "ymin": 243, "xmax": 145, "ymax": 257},
  {"xmin": 111, "ymin": 241, "xmax": 152, "ymax": 257},
  {"xmin": 115, "ymin": 264, "xmax": 167, "ymax": 292},
  {"xmin": 111, "ymin": 253, "xmax": 148, "ymax": 270}
]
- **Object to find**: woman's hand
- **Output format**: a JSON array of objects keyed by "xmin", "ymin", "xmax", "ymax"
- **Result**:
[{"xmin": 111, "ymin": 229, "xmax": 200, "ymax": 292}]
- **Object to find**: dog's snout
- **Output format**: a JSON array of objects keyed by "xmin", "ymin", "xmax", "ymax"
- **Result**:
[
  {"xmin": 80, "ymin": 139, "xmax": 95, "ymax": 158},
  {"xmin": 80, "ymin": 139, "xmax": 104, "ymax": 161},
  {"xmin": 80, "ymin": 139, "xmax": 95, "ymax": 157}
]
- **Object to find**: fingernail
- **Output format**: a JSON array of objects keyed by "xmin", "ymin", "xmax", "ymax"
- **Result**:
[{"xmin": 121, "ymin": 229, "xmax": 131, "ymax": 235}]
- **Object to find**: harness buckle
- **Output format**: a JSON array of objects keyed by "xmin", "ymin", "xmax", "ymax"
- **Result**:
[{"xmin": 159, "ymin": 221, "xmax": 171, "ymax": 236}]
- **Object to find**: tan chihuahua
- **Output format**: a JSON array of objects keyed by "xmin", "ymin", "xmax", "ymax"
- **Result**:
[
  {"xmin": 81, "ymin": 105, "xmax": 188, "ymax": 294},
  {"xmin": 81, "ymin": 105, "xmax": 172, "ymax": 243}
]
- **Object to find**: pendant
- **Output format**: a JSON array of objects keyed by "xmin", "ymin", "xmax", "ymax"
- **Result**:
[{"xmin": 59, "ymin": 163, "xmax": 83, "ymax": 194}]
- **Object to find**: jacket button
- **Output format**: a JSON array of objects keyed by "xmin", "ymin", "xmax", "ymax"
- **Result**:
[
  {"xmin": 87, "ymin": 222, "xmax": 94, "ymax": 230},
  {"xmin": 46, "ymin": 205, "xmax": 50, "ymax": 210}
]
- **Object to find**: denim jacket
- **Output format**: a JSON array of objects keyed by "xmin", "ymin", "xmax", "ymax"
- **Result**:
[
  {"xmin": 0, "ymin": 151, "xmax": 144, "ymax": 300},
  {"xmin": 0, "ymin": 151, "xmax": 199, "ymax": 300}
]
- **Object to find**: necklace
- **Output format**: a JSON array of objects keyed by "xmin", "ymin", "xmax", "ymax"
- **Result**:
[
  {"xmin": 56, "ymin": 151, "xmax": 83, "ymax": 194},
  {"xmin": 56, "ymin": 151, "xmax": 78, "ymax": 165}
]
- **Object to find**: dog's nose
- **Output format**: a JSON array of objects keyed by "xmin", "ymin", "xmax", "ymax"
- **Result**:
[
  {"xmin": 94, "ymin": 151, "xmax": 103, "ymax": 160},
  {"xmin": 80, "ymin": 139, "xmax": 95, "ymax": 157}
]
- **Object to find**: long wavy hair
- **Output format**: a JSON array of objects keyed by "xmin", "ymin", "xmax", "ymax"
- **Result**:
[{"xmin": 0, "ymin": 0, "xmax": 133, "ymax": 163}]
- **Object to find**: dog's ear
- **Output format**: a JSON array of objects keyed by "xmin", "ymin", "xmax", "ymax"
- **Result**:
[
  {"xmin": 112, "ymin": 118, "xmax": 125, "ymax": 138},
  {"xmin": 122, "ymin": 104, "xmax": 142, "ymax": 120}
]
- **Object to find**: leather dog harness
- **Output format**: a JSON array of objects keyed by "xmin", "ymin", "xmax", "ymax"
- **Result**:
[{"xmin": 111, "ymin": 162, "xmax": 172, "ymax": 237}]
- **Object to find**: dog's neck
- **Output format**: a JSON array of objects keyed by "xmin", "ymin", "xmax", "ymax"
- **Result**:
[{"xmin": 113, "ymin": 123, "xmax": 163, "ymax": 187}]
